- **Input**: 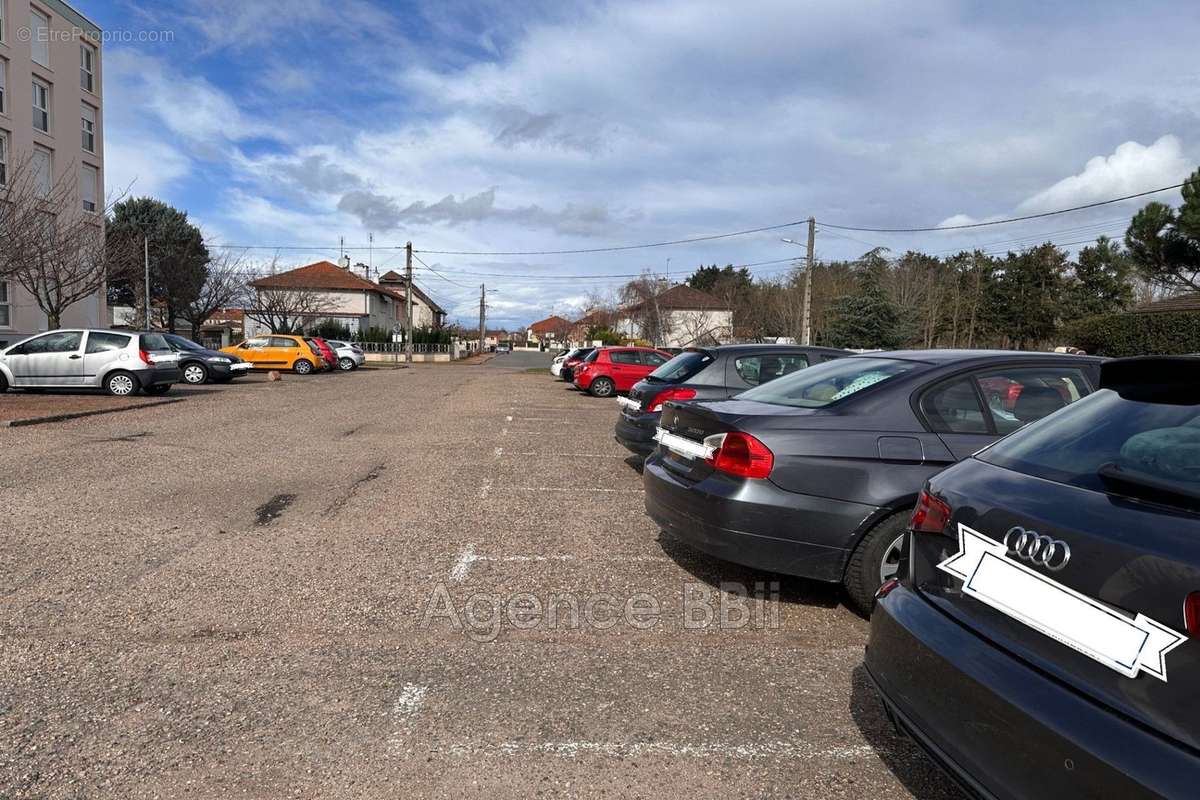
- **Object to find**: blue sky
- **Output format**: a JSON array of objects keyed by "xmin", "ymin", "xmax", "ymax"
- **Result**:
[{"xmin": 85, "ymin": 0, "xmax": 1200, "ymax": 327}]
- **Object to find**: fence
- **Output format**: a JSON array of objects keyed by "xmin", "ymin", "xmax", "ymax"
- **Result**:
[{"xmin": 355, "ymin": 342, "xmax": 455, "ymax": 354}]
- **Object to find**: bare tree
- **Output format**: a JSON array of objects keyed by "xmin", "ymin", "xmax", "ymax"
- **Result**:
[
  {"xmin": 243, "ymin": 258, "xmax": 334, "ymax": 334},
  {"xmin": 619, "ymin": 272, "xmax": 671, "ymax": 346},
  {"xmin": 179, "ymin": 248, "xmax": 251, "ymax": 340},
  {"xmin": 0, "ymin": 152, "xmax": 136, "ymax": 329}
]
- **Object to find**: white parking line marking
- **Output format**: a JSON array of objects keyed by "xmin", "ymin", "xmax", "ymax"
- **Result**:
[
  {"xmin": 515, "ymin": 487, "xmax": 642, "ymax": 494},
  {"xmin": 450, "ymin": 545, "xmax": 478, "ymax": 582},
  {"xmin": 442, "ymin": 740, "xmax": 878, "ymax": 760},
  {"xmin": 388, "ymin": 683, "xmax": 429, "ymax": 747},
  {"xmin": 494, "ymin": 447, "xmax": 504, "ymax": 459},
  {"xmin": 479, "ymin": 480, "xmax": 493, "ymax": 499}
]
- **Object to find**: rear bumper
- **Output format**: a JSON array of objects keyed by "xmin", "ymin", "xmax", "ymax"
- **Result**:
[
  {"xmin": 642, "ymin": 454, "xmax": 875, "ymax": 582},
  {"xmin": 866, "ymin": 586, "xmax": 1200, "ymax": 800},
  {"xmin": 141, "ymin": 366, "xmax": 181, "ymax": 385},
  {"xmin": 615, "ymin": 412, "xmax": 658, "ymax": 455}
]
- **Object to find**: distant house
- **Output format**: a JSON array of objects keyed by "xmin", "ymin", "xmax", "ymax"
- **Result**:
[
  {"xmin": 378, "ymin": 271, "xmax": 448, "ymax": 328},
  {"xmin": 569, "ymin": 309, "xmax": 619, "ymax": 345},
  {"xmin": 201, "ymin": 308, "xmax": 245, "ymax": 348},
  {"xmin": 527, "ymin": 315, "xmax": 572, "ymax": 348},
  {"xmin": 246, "ymin": 260, "xmax": 407, "ymax": 336},
  {"xmin": 1132, "ymin": 294, "xmax": 1200, "ymax": 314},
  {"xmin": 619, "ymin": 284, "xmax": 733, "ymax": 347}
]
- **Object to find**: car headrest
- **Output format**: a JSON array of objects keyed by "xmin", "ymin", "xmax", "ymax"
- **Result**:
[{"xmin": 1013, "ymin": 384, "xmax": 1066, "ymax": 422}]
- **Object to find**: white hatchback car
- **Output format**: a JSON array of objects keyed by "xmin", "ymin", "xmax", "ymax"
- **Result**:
[
  {"xmin": 0, "ymin": 329, "xmax": 182, "ymax": 395},
  {"xmin": 324, "ymin": 340, "xmax": 366, "ymax": 371}
]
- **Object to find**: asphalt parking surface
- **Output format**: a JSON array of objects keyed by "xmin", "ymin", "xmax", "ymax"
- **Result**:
[{"xmin": 0, "ymin": 365, "xmax": 963, "ymax": 799}]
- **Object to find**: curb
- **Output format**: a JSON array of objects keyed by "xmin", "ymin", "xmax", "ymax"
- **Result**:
[{"xmin": 3, "ymin": 397, "xmax": 186, "ymax": 428}]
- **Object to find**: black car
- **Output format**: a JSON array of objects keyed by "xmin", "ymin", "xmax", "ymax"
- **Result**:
[
  {"xmin": 643, "ymin": 349, "xmax": 1102, "ymax": 612},
  {"xmin": 867, "ymin": 356, "xmax": 1200, "ymax": 799},
  {"xmin": 163, "ymin": 334, "xmax": 253, "ymax": 385},
  {"xmin": 615, "ymin": 345, "xmax": 850, "ymax": 456}
]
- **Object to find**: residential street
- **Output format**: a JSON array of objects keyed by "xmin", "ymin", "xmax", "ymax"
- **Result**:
[{"xmin": 0, "ymin": 365, "xmax": 961, "ymax": 799}]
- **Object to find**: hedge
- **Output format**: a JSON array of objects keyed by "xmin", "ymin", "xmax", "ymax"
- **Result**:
[{"xmin": 1063, "ymin": 310, "xmax": 1200, "ymax": 357}]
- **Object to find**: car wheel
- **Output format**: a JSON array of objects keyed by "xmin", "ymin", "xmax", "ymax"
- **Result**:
[
  {"xmin": 106, "ymin": 371, "xmax": 138, "ymax": 397},
  {"xmin": 182, "ymin": 362, "xmax": 208, "ymax": 385},
  {"xmin": 294, "ymin": 359, "xmax": 314, "ymax": 375},
  {"xmin": 590, "ymin": 377, "xmax": 616, "ymax": 397},
  {"xmin": 143, "ymin": 384, "xmax": 172, "ymax": 396},
  {"xmin": 843, "ymin": 510, "xmax": 910, "ymax": 616},
  {"xmin": 339, "ymin": 357, "xmax": 356, "ymax": 371},
  {"xmin": 0, "ymin": 372, "xmax": 7, "ymax": 393}
]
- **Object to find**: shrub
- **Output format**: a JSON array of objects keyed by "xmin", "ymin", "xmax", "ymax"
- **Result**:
[{"xmin": 1063, "ymin": 311, "xmax": 1200, "ymax": 357}]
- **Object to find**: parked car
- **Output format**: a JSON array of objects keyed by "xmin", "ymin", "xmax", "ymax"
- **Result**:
[
  {"xmin": 867, "ymin": 355, "xmax": 1200, "ymax": 800},
  {"xmin": 163, "ymin": 334, "xmax": 253, "ymax": 385},
  {"xmin": 616, "ymin": 345, "xmax": 850, "ymax": 456},
  {"xmin": 221, "ymin": 335, "xmax": 325, "ymax": 374},
  {"xmin": 324, "ymin": 339, "xmax": 366, "ymax": 371},
  {"xmin": 559, "ymin": 347, "xmax": 595, "ymax": 383},
  {"xmin": 573, "ymin": 346, "xmax": 673, "ymax": 398},
  {"xmin": 643, "ymin": 350, "xmax": 1102, "ymax": 612},
  {"xmin": 305, "ymin": 337, "xmax": 339, "ymax": 371},
  {"xmin": 0, "ymin": 329, "xmax": 181, "ymax": 396},
  {"xmin": 550, "ymin": 348, "xmax": 578, "ymax": 378}
]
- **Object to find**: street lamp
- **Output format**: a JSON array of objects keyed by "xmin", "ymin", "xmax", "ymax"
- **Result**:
[{"xmin": 781, "ymin": 224, "xmax": 815, "ymax": 345}]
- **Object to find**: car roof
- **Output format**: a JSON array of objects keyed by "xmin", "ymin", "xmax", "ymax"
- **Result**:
[
  {"xmin": 848, "ymin": 349, "xmax": 1103, "ymax": 365},
  {"xmin": 700, "ymin": 344, "xmax": 850, "ymax": 355}
]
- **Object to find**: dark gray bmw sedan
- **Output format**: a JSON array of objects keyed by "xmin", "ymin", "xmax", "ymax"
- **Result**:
[{"xmin": 643, "ymin": 349, "xmax": 1101, "ymax": 612}]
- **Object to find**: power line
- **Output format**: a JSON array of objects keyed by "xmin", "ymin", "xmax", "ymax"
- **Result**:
[
  {"xmin": 411, "ymin": 253, "xmax": 475, "ymax": 289},
  {"xmin": 819, "ymin": 182, "xmax": 1185, "ymax": 233},
  {"xmin": 406, "ymin": 256, "xmax": 802, "ymax": 281}
]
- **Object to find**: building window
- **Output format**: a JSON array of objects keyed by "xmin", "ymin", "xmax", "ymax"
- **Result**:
[
  {"xmin": 81, "ymin": 104, "xmax": 95, "ymax": 152},
  {"xmin": 0, "ymin": 281, "xmax": 9, "ymax": 328},
  {"xmin": 80, "ymin": 43, "xmax": 96, "ymax": 93},
  {"xmin": 0, "ymin": 58, "xmax": 6, "ymax": 115},
  {"xmin": 32, "ymin": 79, "xmax": 49, "ymax": 133},
  {"xmin": 30, "ymin": 8, "xmax": 50, "ymax": 67},
  {"xmin": 32, "ymin": 145, "xmax": 50, "ymax": 197},
  {"xmin": 0, "ymin": 0, "xmax": 6, "ymax": 43},
  {"xmin": 0, "ymin": 129, "xmax": 7, "ymax": 187},
  {"xmin": 81, "ymin": 163, "xmax": 97, "ymax": 212}
]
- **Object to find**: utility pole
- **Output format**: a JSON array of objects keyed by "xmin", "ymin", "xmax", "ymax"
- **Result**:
[
  {"xmin": 478, "ymin": 284, "xmax": 486, "ymax": 354},
  {"xmin": 803, "ymin": 217, "xmax": 815, "ymax": 346},
  {"xmin": 405, "ymin": 242, "xmax": 414, "ymax": 364},
  {"xmin": 143, "ymin": 237, "xmax": 151, "ymax": 330}
]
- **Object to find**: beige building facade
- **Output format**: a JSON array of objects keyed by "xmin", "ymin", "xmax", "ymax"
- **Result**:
[{"xmin": 0, "ymin": 0, "xmax": 106, "ymax": 348}]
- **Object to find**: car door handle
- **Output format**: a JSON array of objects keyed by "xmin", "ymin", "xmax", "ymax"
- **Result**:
[{"xmin": 69, "ymin": 354, "xmax": 82, "ymax": 360}]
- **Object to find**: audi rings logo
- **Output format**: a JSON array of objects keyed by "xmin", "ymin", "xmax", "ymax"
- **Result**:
[{"xmin": 1004, "ymin": 526, "xmax": 1071, "ymax": 571}]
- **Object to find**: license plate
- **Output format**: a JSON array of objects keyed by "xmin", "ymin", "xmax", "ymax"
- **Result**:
[
  {"xmin": 654, "ymin": 428, "xmax": 716, "ymax": 461},
  {"xmin": 617, "ymin": 396, "xmax": 640, "ymax": 412},
  {"xmin": 231, "ymin": 364, "xmax": 252, "ymax": 371}
]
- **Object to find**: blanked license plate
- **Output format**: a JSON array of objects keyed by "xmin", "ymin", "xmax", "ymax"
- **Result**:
[
  {"xmin": 654, "ymin": 428, "xmax": 715, "ymax": 461},
  {"xmin": 617, "ymin": 396, "xmax": 641, "ymax": 412}
]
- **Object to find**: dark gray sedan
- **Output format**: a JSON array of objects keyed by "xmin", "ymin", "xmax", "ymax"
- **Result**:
[
  {"xmin": 615, "ymin": 345, "xmax": 850, "ymax": 456},
  {"xmin": 163, "ymin": 334, "xmax": 253, "ymax": 385},
  {"xmin": 643, "ymin": 349, "xmax": 1102, "ymax": 612}
]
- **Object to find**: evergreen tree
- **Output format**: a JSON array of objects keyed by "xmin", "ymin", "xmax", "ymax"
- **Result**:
[{"xmin": 824, "ymin": 257, "xmax": 906, "ymax": 349}]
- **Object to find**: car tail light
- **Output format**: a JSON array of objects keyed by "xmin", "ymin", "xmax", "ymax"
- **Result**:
[
  {"xmin": 706, "ymin": 431, "xmax": 773, "ymax": 479},
  {"xmin": 875, "ymin": 578, "xmax": 901, "ymax": 600},
  {"xmin": 910, "ymin": 489, "xmax": 951, "ymax": 534},
  {"xmin": 648, "ymin": 387, "xmax": 697, "ymax": 412},
  {"xmin": 139, "ymin": 350, "xmax": 153, "ymax": 365},
  {"xmin": 1185, "ymin": 592, "xmax": 1200, "ymax": 637}
]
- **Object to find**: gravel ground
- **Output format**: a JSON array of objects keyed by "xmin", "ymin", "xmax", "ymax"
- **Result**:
[
  {"xmin": 0, "ymin": 393, "xmax": 168, "ymax": 425},
  {"xmin": 0, "ymin": 365, "xmax": 963, "ymax": 799}
]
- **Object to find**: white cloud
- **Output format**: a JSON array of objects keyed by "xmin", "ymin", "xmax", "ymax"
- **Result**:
[
  {"xmin": 1017, "ymin": 135, "xmax": 1192, "ymax": 213},
  {"xmin": 104, "ymin": 139, "xmax": 191, "ymax": 198}
]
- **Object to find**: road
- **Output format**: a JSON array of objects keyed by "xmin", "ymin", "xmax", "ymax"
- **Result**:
[{"xmin": 0, "ymin": 365, "xmax": 962, "ymax": 799}]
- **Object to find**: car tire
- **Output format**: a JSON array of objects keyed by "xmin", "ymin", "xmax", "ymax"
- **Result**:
[
  {"xmin": 182, "ymin": 362, "xmax": 208, "ymax": 385},
  {"xmin": 105, "ymin": 371, "xmax": 138, "ymax": 397},
  {"xmin": 843, "ymin": 510, "xmax": 910, "ymax": 616},
  {"xmin": 0, "ymin": 372, "xmax": 7, "ymax": 393},
  {"xmin": 143, "ymin": 384, "xmax": 172, "ymax": 396},
  {"xmin": 339, "ymin": 357, "xmax": 356, "ymax": 371},
  {"xmin": 294, "ymin": 359, "xmax": 314, "ymax": 375},
  {"xmin": 590, "ymin": 377, "xmax": 616, "ymax": 397}
]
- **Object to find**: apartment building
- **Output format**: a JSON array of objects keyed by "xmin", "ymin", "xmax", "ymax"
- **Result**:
[{"xmin": 0, "ymin": 0, "xmax": 105, "ymax": 348}]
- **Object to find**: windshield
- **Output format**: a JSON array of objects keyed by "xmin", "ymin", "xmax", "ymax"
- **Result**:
[
  {"xmin": 737, "ymin": 357, "xmax": 917, "ymax": 408},
  {"xmin": 166, "ymin": 335, "xmax": 204, "ymax": 352},
  {"xmin": 650, "ymin": 350, "xmax": 714, "ymax": 383},
  {"xmin": 980, "ymin": 390, "xmax": 1200, "ymax": 505}
]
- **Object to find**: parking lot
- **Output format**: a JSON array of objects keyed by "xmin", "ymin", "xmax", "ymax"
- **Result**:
[{"xmin": 0, "ymin": 357, "xmax": 961, "ymax": 799}]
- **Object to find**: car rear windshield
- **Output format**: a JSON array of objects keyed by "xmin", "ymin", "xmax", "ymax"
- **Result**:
[
  {"xmin": 979, "ymin": 390, "xmax": 1200, "ymax": 507},
  {"xmin": 583, "ymin": 349, "xmax": 600, "ymax": 362},
  {"xmin": 736, "ymin": 357, "xmax": 917, "ymax": 408},
  {"xmin": 648, "ymin": 350, "xmax": 714, "ymax": 383},
  {"xmin": 139, "ymin": 333, "xmax": 171, "ymax": 351}
]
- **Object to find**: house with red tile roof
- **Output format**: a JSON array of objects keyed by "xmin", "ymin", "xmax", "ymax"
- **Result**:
[
  {"xmin": 378, "ymin": 271, "xmax": 448, "ymax": 328},
  {"xmin": 246, "ymin": 260, "xmax": 408, "ymax": 336},
  {"xmin": 526, "ymin": 315, "xmax": 572, "ymax": 347},
  {"xmin": 617, "ymin": 284, "xmax": 733, "ymax": 347}
]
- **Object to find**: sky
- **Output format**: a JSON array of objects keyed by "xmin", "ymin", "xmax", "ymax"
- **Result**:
[{"xmin": 84, "ymin": 0, "xmax": 1200, "ymax": 328}]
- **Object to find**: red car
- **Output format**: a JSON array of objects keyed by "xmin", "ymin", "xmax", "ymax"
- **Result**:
[
  {"xmin": 305, "ymin": 337, "xmax": 338, "ymax": 371},
  {"xmin": 573, "ymin": 346, "xmax": 673, "ymax": 397},
  {"xmin": 559, "ymin": 347, "xmax": 595, "ymax": 383}
]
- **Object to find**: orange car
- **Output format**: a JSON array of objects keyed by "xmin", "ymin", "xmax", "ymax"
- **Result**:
[{"xmin": 221, "ymin": 335, "xmax": 326, "ymax": 374}]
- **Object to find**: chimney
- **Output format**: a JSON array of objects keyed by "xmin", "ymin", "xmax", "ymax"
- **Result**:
[
  {"xmin": 338, "ymin": 255, "xmax": 352, "ymax": 270},
  {"xmin": 353, "ymin": 262, "xmax": 371, "ymax": 281}
]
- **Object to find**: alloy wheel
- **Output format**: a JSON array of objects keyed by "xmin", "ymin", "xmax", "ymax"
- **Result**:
[
  {"xmin": 183, "ymin": 364, "xmax": 207, "ymax": 384},
  {"xmin": 878, "ymin": 534, "xmax": 905, "ymax": 584}
]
